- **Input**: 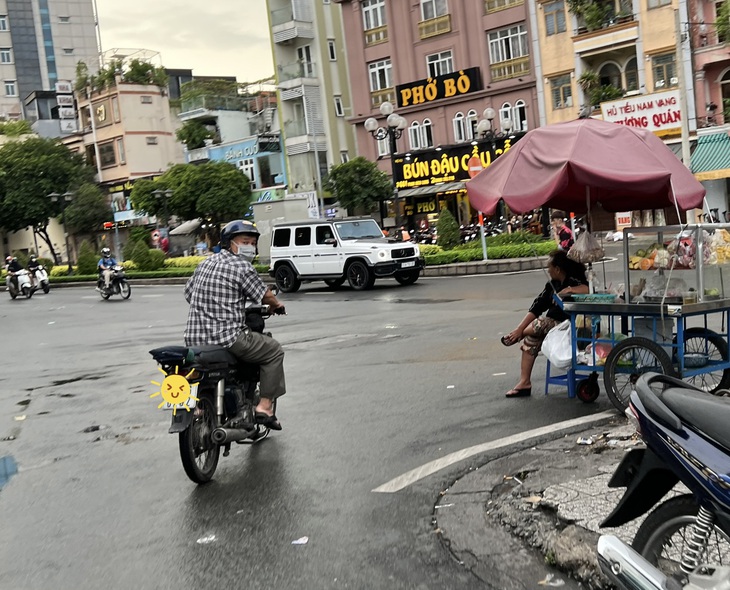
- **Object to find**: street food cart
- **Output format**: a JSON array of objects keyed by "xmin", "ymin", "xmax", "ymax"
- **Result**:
[{"xmin": 466, "ymin": 118, "xmax": 710, "ymax": 410}]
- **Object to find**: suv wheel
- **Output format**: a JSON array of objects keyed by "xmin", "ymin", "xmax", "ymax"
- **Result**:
[
  {"xmin": 275, "ymin": 264, "xmax": 301, "ymax": 293},
  {"xmin": 394, "ymin": 270, "xmax": 419, "ymax": 286},
  {"xmin": 346, "ymin": 260, "xmax": 375, "ymax": 290}
]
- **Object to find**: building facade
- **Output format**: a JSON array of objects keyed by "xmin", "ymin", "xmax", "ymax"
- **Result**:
[
  {"xmin": 0, "ymin": 0, "xmax": 99, "ymax": 121},
  {"xmin": 334, "ymin": 0, "xmax": 538, "ymax": 228},
  {"xmin": 267, "ymin": 0, "xmax": 358, "ymax": 203}
]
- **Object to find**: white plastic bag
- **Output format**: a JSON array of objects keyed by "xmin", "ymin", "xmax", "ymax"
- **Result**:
[{"xmin": 541, "ymin": 320, "xmax": 572, "ymax": 370}]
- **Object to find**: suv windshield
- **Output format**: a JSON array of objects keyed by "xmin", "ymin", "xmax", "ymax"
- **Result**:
[{"xmin": 334, "ymin": 220, "xmax": 384, "ymax": 240}]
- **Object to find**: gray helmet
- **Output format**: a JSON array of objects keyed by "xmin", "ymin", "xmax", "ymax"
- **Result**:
[
  {"xmin": 220, "ymin": 220, "xmax": 260, "ymax": 248},
  {"xmin": 101, "ymin": 247, "xmax": 111, "ymax": 258}
]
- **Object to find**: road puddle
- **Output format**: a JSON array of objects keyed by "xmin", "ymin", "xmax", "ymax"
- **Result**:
[{"xmin": 0, "ymin": 455, "xmax": 18, "ymax": 490}]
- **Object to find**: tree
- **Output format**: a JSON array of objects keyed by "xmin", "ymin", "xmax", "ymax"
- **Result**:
[
  {"xmin": 76, "ymin": 240, "xmax": 98, "ymax": 275},
  {"xmin": 176, "ymin": 120, "xmax": 214, "ymax": 150},
  {"xmin": 130, "ymin": 162, "xmax": 252, "ymax": 241},
  {"xmin": 719, "ymin": 1, "xmax": 730, "ymax": 43},
  {"xmin": 0, "ymin": 137, "xmax": 95, "ymax": 262},
  {"xmin": 63, "ymin": 183, "xmax": 111, "ymax": 236},
  {"xmin": 131, "ymin": 240, "xmax": 153, "ymax": 271},
  {"xmin": 322, "ymin": 157, "xmax": 392, "ymax": 214},
  {"xmin": 436, "ymin": 208, "xmax": 461, "ymax": 250}
]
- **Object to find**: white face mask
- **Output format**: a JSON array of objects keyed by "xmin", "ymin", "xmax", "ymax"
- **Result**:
[{"xmin": 234, "ymin": 242, "xmax": 257, "ymax": 262}]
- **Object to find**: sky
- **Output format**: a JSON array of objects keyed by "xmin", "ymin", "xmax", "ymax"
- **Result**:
[{"xmin": 94, "ymin": 0, "xmax": 275, "ymax": 83}]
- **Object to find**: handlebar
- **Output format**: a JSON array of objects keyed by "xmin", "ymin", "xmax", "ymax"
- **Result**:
[{"xmin": 245, "ymin": 304, "xmax": 286, "ymax": 319}]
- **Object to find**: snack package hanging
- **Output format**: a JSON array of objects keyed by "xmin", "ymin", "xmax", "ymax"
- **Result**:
[{"xmin": 568, "ymin": 231, "xmax": 605, "ymax": 264}]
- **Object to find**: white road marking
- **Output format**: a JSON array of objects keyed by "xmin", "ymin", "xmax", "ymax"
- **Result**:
[
  {"xmin": 492, "ymin": 372, "xmax": 507, "ymax": 376},
  {"xmin": 142, "ymin": 294, "xmax": 164, "ymax": 298},
  {"xmin": 372, "ymin": 410, "xmax": 615, "ymax": 493}
]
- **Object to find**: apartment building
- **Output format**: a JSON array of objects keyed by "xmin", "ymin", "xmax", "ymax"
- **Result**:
[
  {"xmin": 266, "ymin": 0, "xmax": 358, "ymax": 205},
  {"xmin": 334, "ymin": 0, "xmax": 537, "ymax": 228},
  {"xmin": 0, "ymin": 0, "xmax": 99, "ymax": 121}
]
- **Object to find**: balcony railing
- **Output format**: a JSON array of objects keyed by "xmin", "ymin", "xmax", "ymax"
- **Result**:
[
  {"xmin": 485, "ymin": 0, "xmax": 524, "ymax": 13},
  {"xmin": 284, "ymin": 120, "xmax": 308, "ymax": 137},
  {"xmin": 364, "ymin": 25, "xmax": 388, "ymax": 46},
  {"xmin": 370, "ymin": 88, "xmax": 395, "ymax": 108},
  {"xmin": 698, "ymin": 113, "xmax": 728, "ymax": 128},
  {"xmin": 180, "ymin": 95, "xmax": 249, "ymax": 114},
  {"xmin": 418, "ymin": 14, "xmax": 451, "ymax": 39},
  {"xmin": 278, "ymin": 61, "xmax": 317, "ymax": 82},
  {"xmin": 490, "ymin": 56, "xmax": 530, "ymax": 82},
  {"xmin": 270, "ymin": 6, "xmax": 311, "ymax": 26}
]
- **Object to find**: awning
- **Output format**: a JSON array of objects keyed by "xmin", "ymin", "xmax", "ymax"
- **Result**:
[
  {"xmin": 398, "ymin": 181, "xmax": 465, "ymax": 198},
  {"xmin": 690, "ymin": 131, "xmax": 730, "ymax": 181},
  {"xmin": 665, "ymin": 139, "xmax": 696, "ymax": 160},
  {"xmin": 169, "ymin": 218, "xmax": 202, "ymax": 236}
]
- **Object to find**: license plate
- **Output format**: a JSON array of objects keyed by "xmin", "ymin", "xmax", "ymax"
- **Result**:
[
  {"xmin": 162, "ymin": 383, "xmax": 198, "ymax": 411},
  {"xmin": 401, "ymin": 260, "xmax": 416, "ymax": 268}
]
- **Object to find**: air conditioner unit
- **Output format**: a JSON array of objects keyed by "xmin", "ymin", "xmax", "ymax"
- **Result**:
[
  {"xmin": 565, "ymin": 96, "xmax": 573, "ymax": 107},
  {"xmin": 655, "ymin": 80, "xmax": 665, "ymax": 88},
  {"xmin": 145, "ymin": 136, "xmax": 158, "ymax": 145},
  {"xmin": 624, "ymin": 89, "xmax": 641, "ymax": 96}
]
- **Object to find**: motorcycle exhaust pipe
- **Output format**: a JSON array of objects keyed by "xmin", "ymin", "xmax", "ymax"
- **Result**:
[
  {"xmin": 597, "ymin": 535, "xmax": 676, "ymax": 590},
  {"xmin": 211, "ymin": 426, "xmax": 256, "ymax": 445}
]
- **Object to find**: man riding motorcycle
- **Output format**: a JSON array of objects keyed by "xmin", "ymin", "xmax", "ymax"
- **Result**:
[
  {"xmin": 97, "ymin": 248, "xmax": 117, "ymax": 291},
  {"xmin": 27, "ymin": 255, "xmax": 41, "ymax": 288},
  {"xmin": 5, "ymin": 255, "xmax": 23, "ymax": 292},
  {"xmin": 183, "ymin": 220, "xmax": 287, "ymax": 430}
]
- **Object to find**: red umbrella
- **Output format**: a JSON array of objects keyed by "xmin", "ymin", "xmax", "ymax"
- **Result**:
[{"xmin": 467, "ymin": 118, "xmax": 705, "ymax": 215}]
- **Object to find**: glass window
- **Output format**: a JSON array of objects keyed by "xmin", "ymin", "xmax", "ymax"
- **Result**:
[
  {"xmin": 0, "ymin": 48, "xmax": 11, "ymax": 63},
  {"xmin": 237, "ymin": 158, "xmax": 256, "ymax": 187},
  {"xmin": 362, "ymin": 0, "xmax": 386, "ymax": 30},
  {"xmin": 377, "ymin": 137, "xmax": 389, "ymax": 156},
  {"xmin": 4, "ymin": 80, "xmax": 16, "ymax": 96},
  {"xmin": 453, "ymin": 112, "xmax": 466, "ymax": 142},
  {"xmin": 421, "ymin": 119, "xmax": 434, "ymax": 148},
  {"xmin": 488, "ymin": 24, "xmax": 528, "ymax": 64},
  {"xmin": 652, "ymin": 54, "xmax": 677, "ymax": 89},
  {"xmin": 544, "ymin": 1, "xmax": 566, "ymax": 35},
  {"xmin": 58, "ymin": 16, "xmax": 70, "ymax": 23},
  {"xmin": 513, "ymin": 100, "xmax": 527, "ymax": 131},
  {"xmin": 550, "ymin": 74, "xmax": 572, "ymax": 109},
  {"xmin": 426, "ymin": 50, "xmax": 453, "ymax": 77},
  {"xmin": 368, "ymin": 59, "xmax": 392, "ymax": 91},
  {"xmin": 294, "ymin": 227, "xmax": 311, "ymax": 246},
  {"xmin": 111, "ymin": 96, "xmax": 120, "ymax": 122},
  {"xmin": 316, "ymin": 225, "xmax": 335, "ymax": 244},
  {"xmin": 421, "ymin": 0, "xmax": 448, "ymax": 20},
  {"xmin": 273, "ymin": 228, "xmax": 291, "ymax": 247},
  {"xmin": 340, "ymin": 151, "xmax": 349, "ymax": 163},
  {"xmin": 599, "ymin": 63, "xmax": 622, "ymax": 87},
  {"xmin": 99, "ymin": 142, "xmax": 116, "ymax": 168},
  {"xmin": 500, "ymin": 102, "xmax": 512, "ymax": 128},
  {"xmin": 648, "ymin": 0, "xmax": 670, "ymax": 8},
  {"xmin": 408, "ymin": 121, "xmax": 421, "ymax": 150},
  {"xmin": 328, "ymin": 39, "xmax": 337, "ymax": 61},
  {"xmin": 334, "ymin": 96, "xmax": 344, "ymax": 117},
  {"xmin": 116, "ymin": 138, "xmax": 125, "ymax": 164},
  {"xmin": 625, "ymin": 57, "xmax": 638, "ymax": 91},
  {"xmin": 466, "ymin": 109, "xmax": 478, "ymax": 139},
  {"xmin": 0, "ymin": 16, "xmax": 8, "ymax": 31},
  {"xmin": 63, "ymin": 48, "xmax": 74, "ymax": 55}
]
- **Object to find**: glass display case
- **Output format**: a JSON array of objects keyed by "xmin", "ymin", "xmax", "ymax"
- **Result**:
[{"xmin": 623, "ymin": 224, "xmax": 730, "ymax": 304}]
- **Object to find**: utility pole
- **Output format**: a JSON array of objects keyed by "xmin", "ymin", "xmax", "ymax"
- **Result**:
[{"xmin": 675, "ymin": 9, "xmax": 691, "ymax": 169}]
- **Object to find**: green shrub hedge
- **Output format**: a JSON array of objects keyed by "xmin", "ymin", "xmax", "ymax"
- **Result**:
[{"xmin": 423, "ymin": 241, "xmax": 554, "ymax": 265}]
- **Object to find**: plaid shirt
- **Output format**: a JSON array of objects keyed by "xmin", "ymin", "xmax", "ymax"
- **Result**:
[{"xmin": 184, "ymin": 249, "xmax": 267, "ymax": 347}]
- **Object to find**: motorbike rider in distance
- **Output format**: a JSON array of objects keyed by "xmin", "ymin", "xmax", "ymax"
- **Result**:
[
  {"xmin": 27, "ymin": 255, "xmax": 40, "ymax": 288},
  {"xmin": 5, "ymin": 255, "xmax": 23, "ymax": 291},
  {"xmin": 184, "ymin": 220, "xmax": 287, "ymax": 430},
  {"xmin": 97, "ymin": 248, "xmax": 117, "ymax": 291}
]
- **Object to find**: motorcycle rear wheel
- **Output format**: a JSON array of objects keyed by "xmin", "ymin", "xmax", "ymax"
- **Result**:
[
  {"xmin": 633, "ymin": 495, "xmax": 730, "ymax": 578},
  {"xmin": 179, "ymin": 395, "xmax": 220, "ymax": 484}
]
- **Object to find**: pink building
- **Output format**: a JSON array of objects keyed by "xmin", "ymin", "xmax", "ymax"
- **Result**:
[{"xmin": 334, "ymin": 0, "xmax": 538, "ymax": 228}]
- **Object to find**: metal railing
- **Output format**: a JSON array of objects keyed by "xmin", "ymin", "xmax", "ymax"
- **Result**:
[
  {"xmin": 180, "ymin": 95, "xmax": 249, "ymax": 113},
  {"xmin": 270, "ymin": 6, "xmax": 312, "ymax": 26},
  {"xmin": 418, "ymin": 14, "xmax": 451, "ymax": 39},
  {"xmin": 284, "ymin": 120, "xmax": 307, "ymax": 137},
  {"xmin": 490, "ymin": 56, "xmax": 530, "ymax": 82},
  {"xmin": 370, "ymin": 88, "xmax": 395, "ymax": 108},
  {"xmin": 278, "ymin": 61, "xmax": 317, "ymax": 82},
  {"xmin": 485, "ymin": 0, "xmax": 524, "ymax": 13},
  {"xmin": 364, "ymin": 25, "xmax": 388, "ymax": 46},
  {"xmin": 698, "ymin": 113, "xmax": 729, "ymax": 128}
]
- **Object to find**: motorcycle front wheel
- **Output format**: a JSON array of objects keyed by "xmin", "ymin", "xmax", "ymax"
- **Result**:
[
  {"xmin": 119, "ymin": 281, "xmax": 131, "ymax": 299},
  {"xmin": 633, "ymin": 495, "xmax": 730, "ymax": 577},
  {"xmin": 42, "ymin": 282, "xmax": 50, "ymax": 294},
  {"xmin": 179, "ymin": 395, "xmax": 220, "ymax": 484}
]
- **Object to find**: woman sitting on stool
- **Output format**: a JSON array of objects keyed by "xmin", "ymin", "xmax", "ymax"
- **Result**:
[{"xmin": 500, "ymin": 250, "xmax": 588, "ymax": 398}]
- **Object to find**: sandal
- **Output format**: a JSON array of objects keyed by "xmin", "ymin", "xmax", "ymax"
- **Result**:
[
  {"xmin": 501, "ymin": 334, "xmax": 518, "ymax": 346},
  {"xmin": 505, "ymin": 387, "xmax": 531, "ymax": 398},
  {"xmin": 255, "ymin": 411, "xmax": 282, "ymax": 431}
]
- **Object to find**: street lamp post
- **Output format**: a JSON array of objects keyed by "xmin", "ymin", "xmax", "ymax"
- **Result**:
[
  {"xmin": 475, "ymin": 107, "xmax": 513, "ymax": 142},
  {"xmin": 48, "ymin": 191, "xmax": 74, "ymax": 274},
  {"xmin": 364, "ymin": 101, "xmax": 408, "ymax": 226}
]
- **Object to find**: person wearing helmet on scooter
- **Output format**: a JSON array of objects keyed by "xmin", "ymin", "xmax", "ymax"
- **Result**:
[
  {"xmin": 97, "ymin": 247, "xmax": 117, "ymax": 291},
  {"xmin": 27, "ymin": 254, "xmax": 40, "ymax": 288},
  {"xmin": 5, "ymin": 255, "xmax": 22, "ymax": 292},
  {"xmin": 184, "ymin": 220, "xmax": 287, "ymax": 430}
]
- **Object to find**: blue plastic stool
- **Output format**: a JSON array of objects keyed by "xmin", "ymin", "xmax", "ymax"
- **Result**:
[{"xmin": 544, "ymin": 360, "xmax": 577, "ymax": 398}]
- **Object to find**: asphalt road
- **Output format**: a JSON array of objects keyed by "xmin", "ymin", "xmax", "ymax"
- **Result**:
[{"xmin": 0, "ymin": 268, "xmax": 619, "ymax": 590}]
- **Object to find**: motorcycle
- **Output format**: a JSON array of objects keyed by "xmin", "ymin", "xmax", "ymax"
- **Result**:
[
  {"xmin": 6, "ymin": 269, "xmax": 35, "ymax": 299},
  {"xmin": 149, "ymin": 304, "xmax": 285, "ymax": 484},
  {"xmin": 30, "ymin": 265, "xmax": 50, "ymax": 294},
  {"xmin": 98, "ymin": 265, "xmax": 131, "ymax": 300},
  {"xmin": 599, "ymin": 372, "xmax": 730, "ymax": 586}
]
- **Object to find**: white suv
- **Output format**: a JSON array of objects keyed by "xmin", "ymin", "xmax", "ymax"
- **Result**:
[{"xmin": 269, "ymin": 218, "xmax": 423, "ymax": 292}]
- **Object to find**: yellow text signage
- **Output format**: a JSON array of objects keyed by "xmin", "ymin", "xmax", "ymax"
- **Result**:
[{"xmin": 396, "ymin": 68, "xmax": 482, "ymax": 108}]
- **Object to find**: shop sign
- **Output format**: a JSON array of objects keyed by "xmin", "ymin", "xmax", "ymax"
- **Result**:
[
  {"xmin": 56, "ymin": 95, "xmax": 74, "ymax": 107},
  {"xmin": 252, "ymin": 187, "xmax": 286, "ymax": 202},
  {"xmin": 93, "ymin": 99, "xmax": 112, "ymax": 128},
  {"xmin": 396, "ymin": 67, "xmax": 482, "ymax": 108},
  {"xmin": 615, "ymin": 211, "xmax": 632, "ymax": 231},
  {"xmin": 209, "ymin": 139, "xmax": 259, "ymax": 162},
  {"xmin": 600, "ymin": 90, "xmax": 681, "ymax": 136},
  {"xmin": 393, "ymin": 137, "xmax": 517, "ymax": 190},
  {"xmin": 55, "ymin": 81, "xmax": 73, "ymax": 94}
]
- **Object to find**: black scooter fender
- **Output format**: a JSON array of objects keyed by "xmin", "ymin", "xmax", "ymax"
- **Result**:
[
  {"xmin": 168, "ymin": 410, "xmax": 193, "ymax": 434},
  {"xmin": 600, "ymin": 447, "xmax": 679, "ymax": 528}
]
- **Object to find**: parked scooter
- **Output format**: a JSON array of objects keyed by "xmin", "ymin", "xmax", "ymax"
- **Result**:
[
  {"xmin": 599, "ymin": 372, "xmax": 730, "ymax": 586},
  {"xmin": 30, "ymin": 265, "xmax": 50, "ymax": 294},
  {"xmin": 6, "ymin": 269, "xmax": 35, "ymax": 299}
]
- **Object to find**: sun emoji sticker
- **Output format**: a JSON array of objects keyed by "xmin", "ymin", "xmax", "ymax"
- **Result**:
[{"xmin": 150, "ymin": 366, "xmax": 199, "ymax": 415}]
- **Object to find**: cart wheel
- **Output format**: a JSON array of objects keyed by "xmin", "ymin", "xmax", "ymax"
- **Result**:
[
  {"xmin": 673, "ymin": 327, "xmax": 730, "ymax": 395},
  {"xmin": 603, "ymin": 337, "xmax": 675, "ymax": 413},
  {"xmin": 576, "ymin": 376, "xmax": 600, "ymax": 403}
]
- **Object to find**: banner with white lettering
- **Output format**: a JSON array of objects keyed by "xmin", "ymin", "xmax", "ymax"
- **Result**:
[{"xmin": 601, "ymin": 90, "xmax": 681, "ymax": 137}]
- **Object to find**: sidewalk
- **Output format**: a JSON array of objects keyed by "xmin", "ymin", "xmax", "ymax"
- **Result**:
[{"xmin": 436, "ymin": 417, "xmax": 646, "ymax": 589}]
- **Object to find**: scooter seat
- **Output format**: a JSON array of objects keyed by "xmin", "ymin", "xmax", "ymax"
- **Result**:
[
  {"xmin": 190, "ymin": 345, "xmax": 238, "ymax": 368},
  {"xmin": 149, "ymin": 345, "xmax": 193, "ymax": 364},
  {"xmin": 659, "ymin": 386, "xmax": 730, "ymax": 451}
]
